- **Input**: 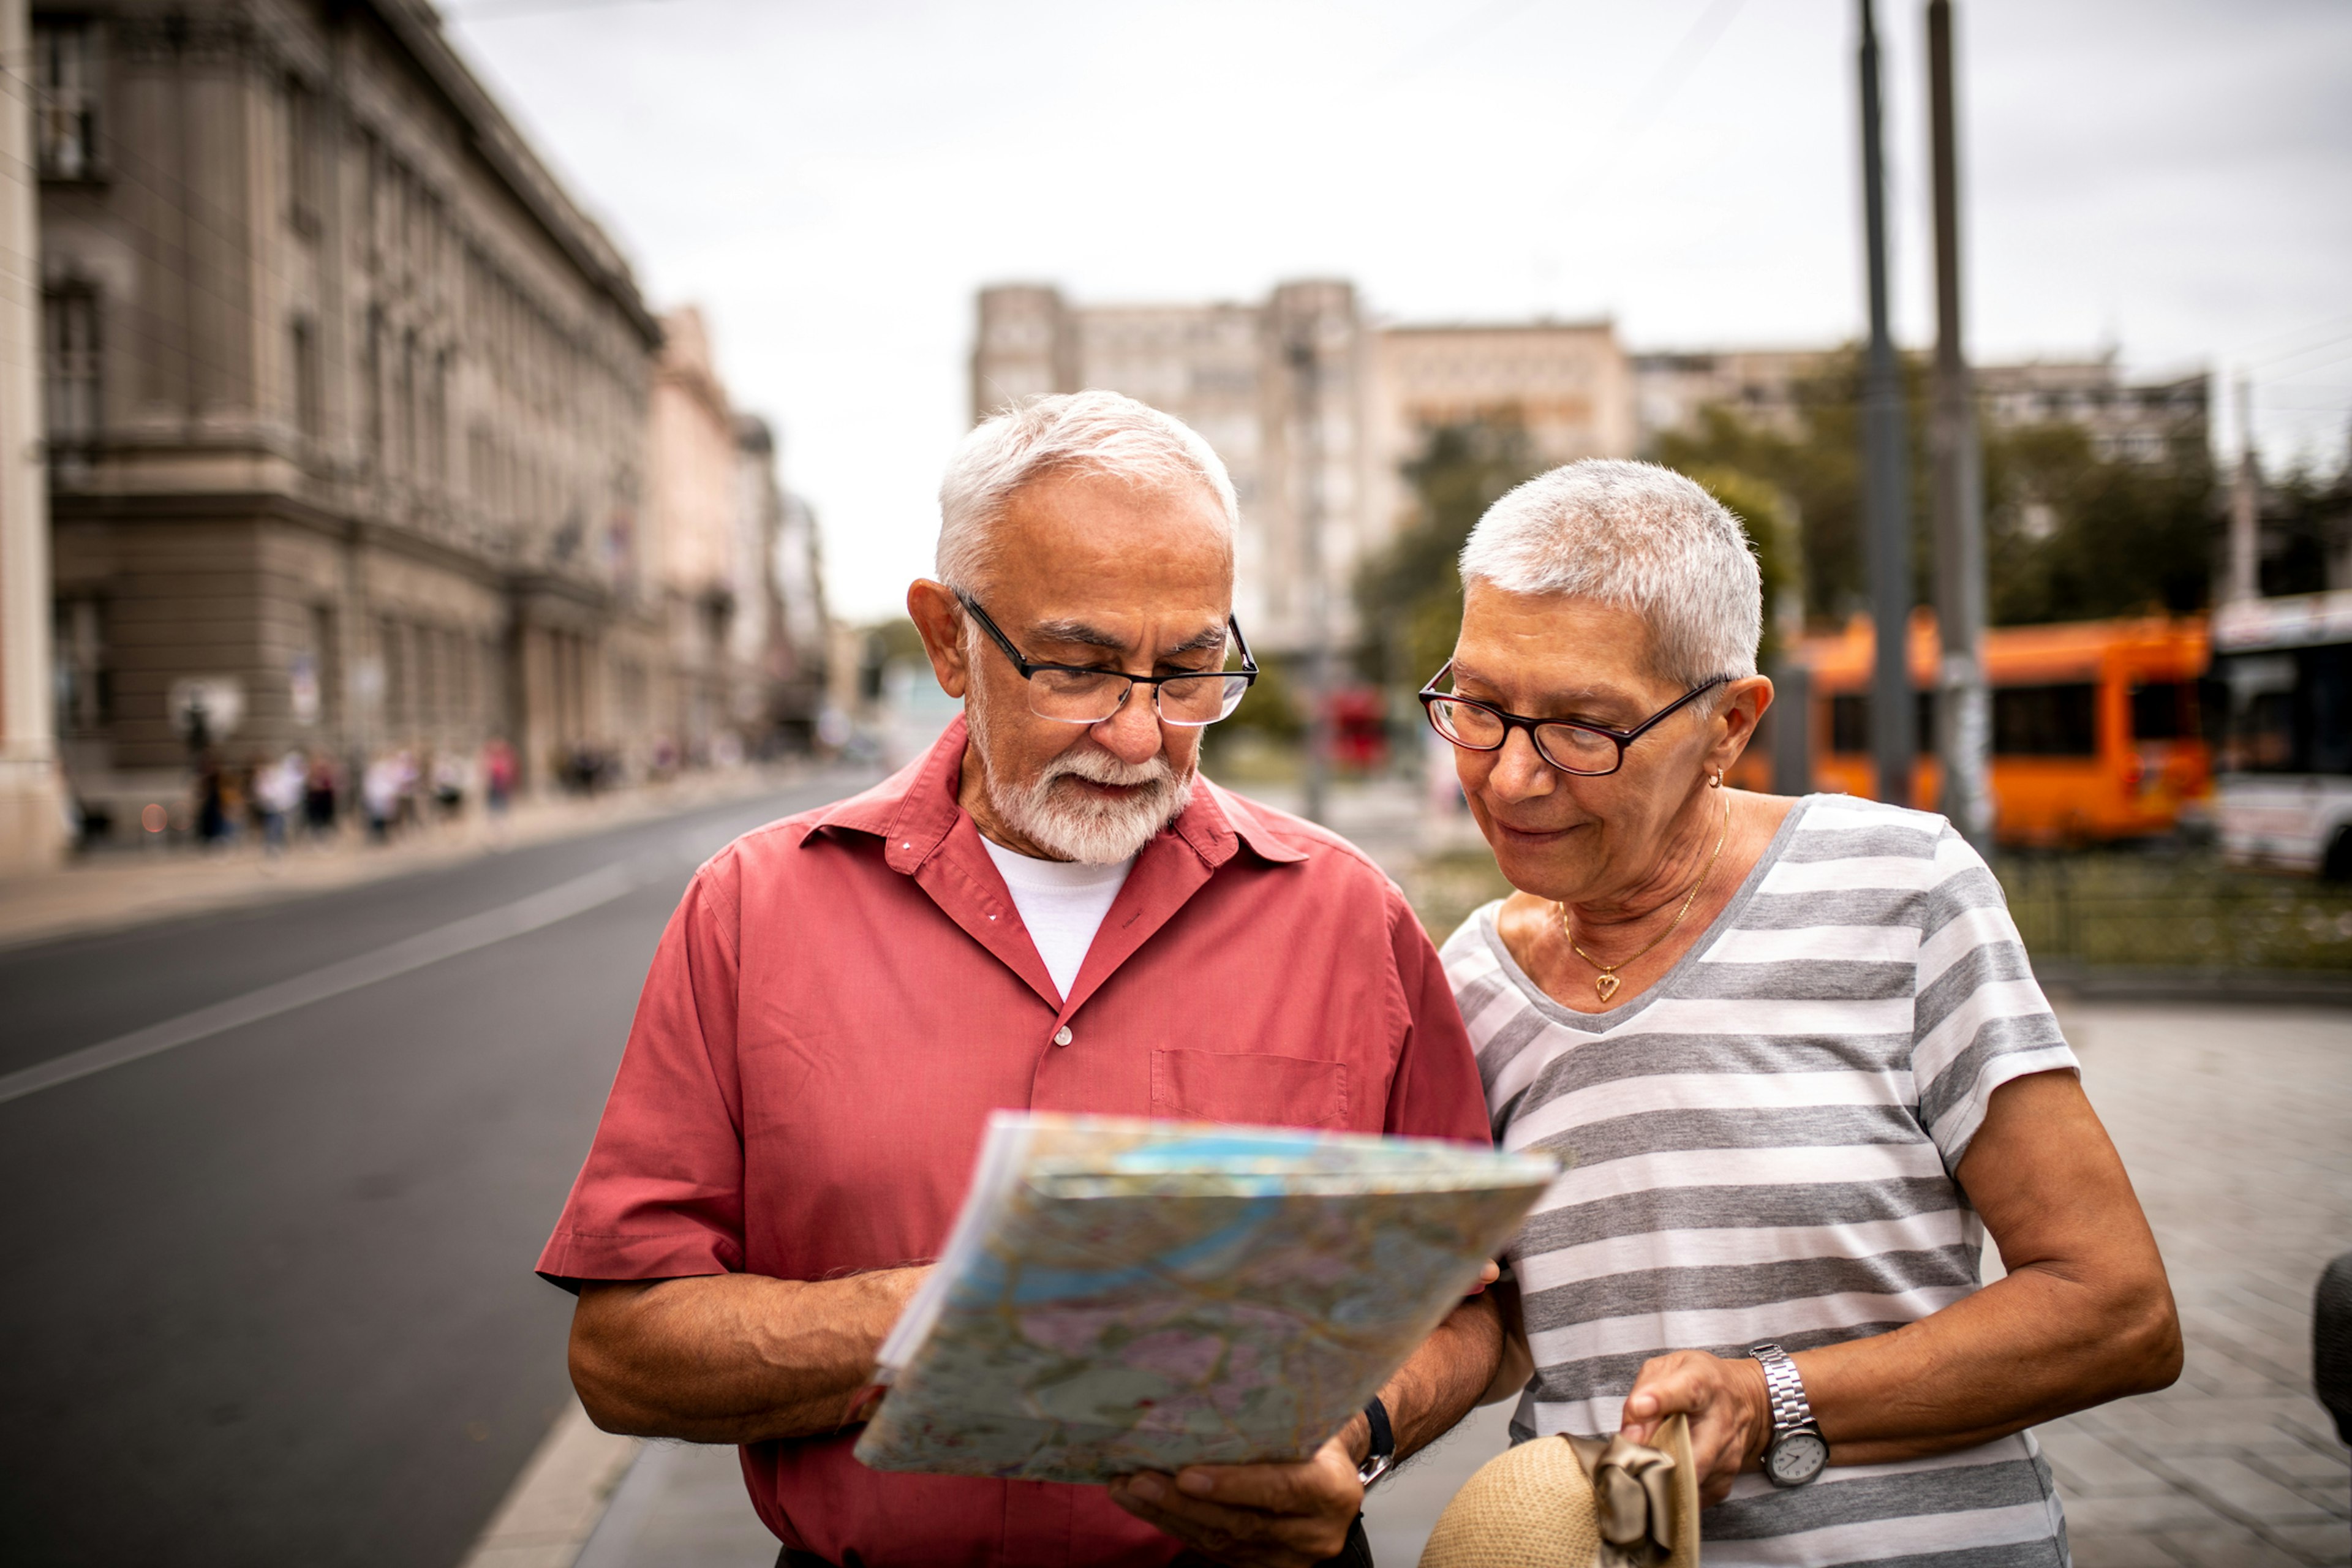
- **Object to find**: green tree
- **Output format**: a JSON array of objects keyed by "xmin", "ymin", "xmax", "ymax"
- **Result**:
[
  {"xmin": 1354, "ymin": 418, "xmax": 1542, "ymax": 690},
  {"xmin": 1672, "ymin": 466, "xmax": 1803, "ymax": 665},
  {"xmin": 1985, "ymin": 423, "xmax": 2216, "ymax": 624},
  {"xmin": 1658, "ymin": 349, "xmax": 2222, "ymax": 628}
]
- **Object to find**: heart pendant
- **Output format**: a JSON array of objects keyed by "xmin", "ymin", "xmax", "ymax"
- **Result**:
[{"xmin": 1594, "ymin": 973, "xmax": 1620, "ymax": 1003}]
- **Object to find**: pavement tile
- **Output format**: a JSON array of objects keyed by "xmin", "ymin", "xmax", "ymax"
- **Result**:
[
  {"xmin": 2064, "ymin": 1493, "xmax": 2239, "ymax": 1536},
  {"xmin": 2187, "ymin": 1457, "xmax": 2337, "ymax": 1524},
  {"xmin": 2267, "ymin": 1519, "xmax": 2351, "ymax": 1561},
  {"xmin": 2248, "ymin": 1445, "xmax": 2349, "ymax": 1485},
  {"xmin": 2151, "ymin": 1528, "xmax": 2310, "ymax": 1567},
  {"xmin": 2064, "ymin": 1536, "xmax": 2187, "ymax": 1568},
  {"xmin": 2040, "ymin": 1425, "xmax": 2178, "ymax": 1495}
]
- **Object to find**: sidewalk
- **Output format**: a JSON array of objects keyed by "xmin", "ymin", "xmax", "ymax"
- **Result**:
[
  {"xmin": 466, "ymin": 999, "xmax": 2352, "ymax": 1568},
  {"xmin": 0, "ymin": 764, "xmax": 834, "ymax": 953}
]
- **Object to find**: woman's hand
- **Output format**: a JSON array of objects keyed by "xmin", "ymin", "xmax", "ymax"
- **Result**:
[{"xmin": 1618, "ymin": 1350, "xmax": 1772, "ymax": 1506}]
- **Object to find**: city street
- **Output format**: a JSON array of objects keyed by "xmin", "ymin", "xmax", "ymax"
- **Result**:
[
  {"xmin": 5, "ymin": 764, "xmax": 2348, "ymax": 1568},
  {"xmin": 0, "ymin": 777, "xmax": 859, "ymax": 1568}
]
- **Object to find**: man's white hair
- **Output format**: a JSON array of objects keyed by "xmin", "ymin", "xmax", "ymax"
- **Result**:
[
  {"xmin": 937, "ymin": 390, "xmax": 1238, "ymax": 592},
  {"xmin": 1458, "ymin": 459, "xmax": 1763, "ymax": 691}
]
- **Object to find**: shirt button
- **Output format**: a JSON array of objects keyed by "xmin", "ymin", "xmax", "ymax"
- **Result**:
[{"xmin": 1053, "ymin": 1026, "xmax": 1073, "ymax": 1047}]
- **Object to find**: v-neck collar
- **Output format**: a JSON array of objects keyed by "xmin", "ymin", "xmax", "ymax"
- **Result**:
[{"xmin": 1477, "ymin": 794, "xmax": 1814, "ymax": 1034}]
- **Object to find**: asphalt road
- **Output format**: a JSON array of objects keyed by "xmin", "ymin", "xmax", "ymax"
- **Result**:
[{"xmin": 0, "ymin": 775, "xmax": 866, "ymax": 1568}]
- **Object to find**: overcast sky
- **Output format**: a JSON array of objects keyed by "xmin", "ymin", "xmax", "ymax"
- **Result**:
[{"xmin": 441, "ymin": 0, "xmax": 2352, "ymax": 622}]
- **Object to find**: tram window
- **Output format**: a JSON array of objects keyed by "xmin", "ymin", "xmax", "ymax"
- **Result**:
[
  {"xmin": 1826, "ymin": 691, "xmax": 1937, "ymax": 756},
  {"xmin": 1831, "ymin": 695, "xmax": 1868, "ymax": 755},
  {"xmin": 1993, "ymin": 682, "xmax": 2098, "ymax": 756},
  {"xmin": 2213, "ymin": 654, "xmax": 2296, "ymax": 772},
  {"xmin": 2309, "ymin": 644, "xmax": 2352, "ymax": 776},
  {"xmin": 2129, "ymin": 681, "xmax": 2190, "ymax": 741}
]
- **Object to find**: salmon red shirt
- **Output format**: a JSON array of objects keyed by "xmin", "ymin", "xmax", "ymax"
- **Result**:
[{"xmin": 538, "ymin": 718, "xmax": 1490, "ymax": 1567}]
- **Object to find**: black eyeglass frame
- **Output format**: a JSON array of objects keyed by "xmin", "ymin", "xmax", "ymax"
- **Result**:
[
  {"xmin": 955, "ymin": 592, "xmax": 1259, "ymax": 727},
  {"xmin": 1418, "ymin": 660, "xmax": 1731, "ymax": 777}
]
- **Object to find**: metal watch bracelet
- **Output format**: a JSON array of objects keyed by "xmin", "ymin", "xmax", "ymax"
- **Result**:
[{"xmin": 1749, "ymin": 1341, "xmax": 1828, "ymax": 1488}]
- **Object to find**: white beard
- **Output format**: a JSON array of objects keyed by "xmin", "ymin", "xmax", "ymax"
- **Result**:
[{"xmin": 969, "ymin": 697, "xmax": 1193, "ymax": 865}]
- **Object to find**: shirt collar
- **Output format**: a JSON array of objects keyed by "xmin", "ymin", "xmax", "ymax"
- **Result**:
[{"xmin": 805, "ymin": 715, "xmax": 1309, "ymax": 871}]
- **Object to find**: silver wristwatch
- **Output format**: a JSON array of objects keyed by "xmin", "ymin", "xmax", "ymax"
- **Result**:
[{"xmin": 1749, "ymin": 1342, "xmax": 1828, "ymax": 1487}]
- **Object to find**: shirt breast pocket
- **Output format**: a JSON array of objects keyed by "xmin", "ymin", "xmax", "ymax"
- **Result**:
[{"xmin": 1150, "ymin": 1047, "xmax": 1351, "ymax": 1129}]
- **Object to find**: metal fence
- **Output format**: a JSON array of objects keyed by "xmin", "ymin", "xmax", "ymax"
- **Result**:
[{"xmin": 1997, "ymin": 850, "xmax": 2352, "ymax": 973}]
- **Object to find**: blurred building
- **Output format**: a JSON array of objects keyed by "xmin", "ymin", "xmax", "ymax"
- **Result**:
[
  {"xmin": 1634, "ymin": 347, "xmax": 2209, "ymax": 462},
  {"xmin": 971, "ymin": 282, "xmax": 1635, "ymax": 655},
  {"xmin": 741, "ymin": 417, "xmax": 829, "ymax": 745},
  {"xmin": 646, "ymin": 312, "xmax": 825, "ymax": 761},
  {"xmin": 34, "ymin": 0, "xmax": 663, "ymax": 824}
]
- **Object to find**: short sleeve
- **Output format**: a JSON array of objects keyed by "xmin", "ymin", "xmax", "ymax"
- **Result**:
[
  {"xmin": 1379, "ymin": 886, "xmax": 1494, "ymax": 1147},
  {"xmin": 535, "ymin": 853, "xmax": 748, "ymax": 1291},
  {"xmin": 1910, "ymin": 825, "xmax": 2079, "ymax": 1171}
]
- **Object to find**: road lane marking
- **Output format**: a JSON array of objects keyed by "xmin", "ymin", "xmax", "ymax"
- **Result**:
[{"xmin": 0, "ymin": 862, "xmax": 647, "ymax": 1107}]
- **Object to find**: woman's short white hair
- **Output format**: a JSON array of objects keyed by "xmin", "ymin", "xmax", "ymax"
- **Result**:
[
  {"xmin": 1459, "ymin": 459, "xmax": 1763, "ymax": 690},
  {"xmin": 937, "ymin": 390, "xmax": 1238, "ymax": 591}
]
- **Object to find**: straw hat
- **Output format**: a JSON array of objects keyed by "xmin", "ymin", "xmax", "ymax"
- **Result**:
[{"xmin": 1418, "ymin": 1415, "xmax": 1699, "ymax": 1568}]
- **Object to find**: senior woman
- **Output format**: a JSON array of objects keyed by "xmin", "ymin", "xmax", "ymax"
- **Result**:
[{"xmin": 1430, "ymin": 460, "xmax": 2179, "ymax": 1564}]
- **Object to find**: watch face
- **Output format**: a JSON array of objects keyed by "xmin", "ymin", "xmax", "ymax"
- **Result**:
[{"xmin": 1768, "ymin": 1431, "xmax": 1829, "ymax": 1486}]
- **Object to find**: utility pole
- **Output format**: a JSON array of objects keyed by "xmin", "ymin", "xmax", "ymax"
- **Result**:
[
  {"xmin": 1858, "ymin": 0, "xmax": 1914, "ymax": 809},
  {"xmin": 1289, "ymin": 329, "xmax": 1331, "ymax": 826},
  {"xmin": 2228, "ymin": 377, "xmax": 2260, "ymax": 603},
  {"xmin": 1927, "ymin": 0, "xmax": 1989, "ymax": 848}
]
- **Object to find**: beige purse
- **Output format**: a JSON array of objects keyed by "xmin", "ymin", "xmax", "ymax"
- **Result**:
[{"xmin": 1417, "ymin": 1414, "xmax": 1700, "ymax": 1568}]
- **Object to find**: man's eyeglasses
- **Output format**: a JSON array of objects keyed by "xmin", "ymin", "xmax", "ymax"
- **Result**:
[
  {"xmin": 1419, "ymin": 661, "xmax": 1728, "ymax": 777},
  {"xmin": 956, "ymin": 594, "xmax": 1258, "ymax": 727}
]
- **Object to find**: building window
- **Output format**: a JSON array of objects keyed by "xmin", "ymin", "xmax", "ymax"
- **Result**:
[
  {"xmin": 363, "ymin": 307, "xmax": 386, "ymax": 470},
  {"xmin": 42, "ymin": 285, "xmax": 101, "ymax": 449},
  {"xmin": 285, "ymin": 78, "xmax": 324, "ymax": 233},
  {"xmin": 290, "ymin": 316, "xmax": 320, "ymax": 441},
  {"xmin": 34, "ymin": 21, "xmax": 99, "ymax": 179},
  {"xmin": 52, "ymin": 596, "xmax": 110, "ymax": 736}
]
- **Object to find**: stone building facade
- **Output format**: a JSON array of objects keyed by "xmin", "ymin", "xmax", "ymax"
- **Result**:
[
  {"xmin": 35, "ymin": 0, "xmax": 663, "ymax": 826},
  {"xmin": 645, "ymin": 307, "xmax": 826, "ymax": 761},
  {"xmin": 971, "ymin": 283, "xmax": 1635, "ymax": 655},
  {"xmin": 737, "ymin": 415, "xmax": 829, "ymax": 744},
  {"xmin": 973, "ymin": 281, "xmax": 1375, "ymax": 654}
]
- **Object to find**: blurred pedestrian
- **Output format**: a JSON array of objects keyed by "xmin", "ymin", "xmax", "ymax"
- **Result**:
[
  {"xmin": 195, "ymin": 758, "xmax": 232, "ymax": 848},
  {"xmin": 254, "ymin": 751, "xmax": 304, "ymax": 856},
  {"xmin": 361, "ymin": 753, "xmax": 402, "ymax": 844},
  {"xmin": 483, "ymin": 736, "xmax": 516, "ymax": 845},
  {"xmin": 303, "ymin": 752, "xmax": 339, "ymax": 839},
  {"xmin": 431, "ymin": 752, "xmax": 467, "ymax": 821}
]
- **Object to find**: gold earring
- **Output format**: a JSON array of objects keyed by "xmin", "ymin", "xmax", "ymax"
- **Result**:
[{"xmin": 1709, "ymin": 769, "xmax": 1722, "ymax": 788}]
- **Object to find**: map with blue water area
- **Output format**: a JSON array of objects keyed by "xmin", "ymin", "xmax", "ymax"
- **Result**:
[{"xmin": 854, "ymin": 1114, "xmax": 1558, "ymax": 1483}]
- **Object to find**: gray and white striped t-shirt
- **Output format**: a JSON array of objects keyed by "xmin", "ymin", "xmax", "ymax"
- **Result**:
[{"xmin": 1444, "ymin": 794, "xmax": 2079, "ymax": 1567}]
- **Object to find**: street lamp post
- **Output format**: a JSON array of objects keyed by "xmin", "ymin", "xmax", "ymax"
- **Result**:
[
  {"xmin": 1928, "ymin": 0, "xmax": 1991, "ymax": 848},
  {"xmin": 1859, "ymin": 0, "xmax": 1915, "ymax": 809}
]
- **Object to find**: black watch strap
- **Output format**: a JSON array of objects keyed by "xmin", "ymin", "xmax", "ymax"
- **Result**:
[{"xmin": 1357, "ymin": 1396, "xmax": 1395, "ymax": 1487}]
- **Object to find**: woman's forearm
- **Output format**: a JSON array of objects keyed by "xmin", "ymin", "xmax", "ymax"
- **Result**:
[
  {"xmin": 568, "ymin": 1268, "xmax": 925, "ymax": 1444},
  {"xmin": 1800, "ymin": 1251, "xmax": 2181, "ymax": 1465}
]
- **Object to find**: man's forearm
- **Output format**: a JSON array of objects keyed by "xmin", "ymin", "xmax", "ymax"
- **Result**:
[
  {"xmin": 569, "ymin": 1268, "xmax": 923, "ymax": 1444},
  {"xmin": 1342, "ymin": 1292, "xmax": 1506, "ymax": 1466}
]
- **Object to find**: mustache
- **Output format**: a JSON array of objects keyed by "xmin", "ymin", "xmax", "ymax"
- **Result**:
[{"xmin": 1041, "ymin": 748, "xmax": 1178, "ymax": 790}]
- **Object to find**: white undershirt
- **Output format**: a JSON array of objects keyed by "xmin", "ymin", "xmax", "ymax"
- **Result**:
[{"xmin": 979, "ymin": 839, "xmax": 1137, "ymax": 1000}]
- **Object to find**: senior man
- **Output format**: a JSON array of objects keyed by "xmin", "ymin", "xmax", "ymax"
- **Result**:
[{"xmin": 538, "ymin": 391, "xmax": 1500, "ymax": 1568}]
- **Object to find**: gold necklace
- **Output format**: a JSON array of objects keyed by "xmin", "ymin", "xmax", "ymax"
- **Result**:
[{"xmin": 1558, "ymin": 789, "xmax": 1731, "ymax": 1003}]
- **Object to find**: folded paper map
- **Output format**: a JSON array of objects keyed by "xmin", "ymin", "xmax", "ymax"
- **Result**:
[{"xmin": 854, "ymin": 1112, "xmax": 1558, "ymax": 1483}]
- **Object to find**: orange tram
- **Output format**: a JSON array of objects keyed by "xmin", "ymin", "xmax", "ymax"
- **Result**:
[{"xmin": 1781, "ymin": 612, "xmax": 2212, "ymax": 846}]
